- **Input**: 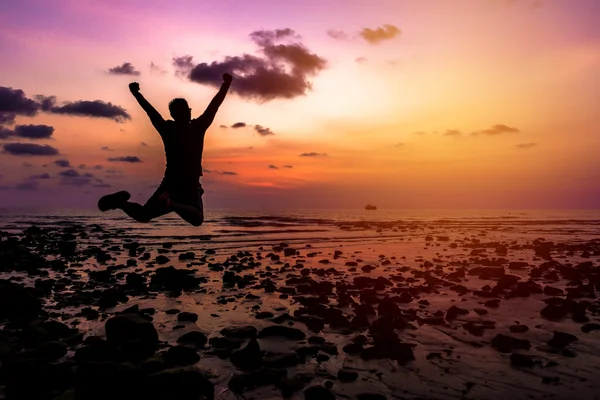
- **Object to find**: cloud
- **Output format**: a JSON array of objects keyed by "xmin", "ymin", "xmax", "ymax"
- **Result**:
[
  {"xmin": 472, "ymin": 124, "xmax": 520, "ymax": 136},
  {"xmin": 231, "ymin": 122, "xmax": 247, "ymax": 128},
  {"xmin": 268, "ymin": 165, "xmax": 278, "ymax": 169},
  {"xmin": 203, "ymin": 168, "xmax": 212, "ymax": 173},
  {"xmin": 140, "ymin": 142, "xmax": 148, "ymax": 146},
  {"xmin": 150, "ymin": 62, "xmax": 167, "ymax": 75},
  {"xmin": 283, "ymin": 165, "xmax": 293, "ymax": 168},
  {"xmin": 1, "ymin": 86, "xmax": 130, "ymax": 124},
  {"xmin": 219, "ymin": 125, "xmax": 228, "ymax": 129},
  {"xmin": 39, "ymin": 96, "xmax": 131, "ymax": 122},
  {"xmin": 0, "ymin": 124, "xmax": 54, "ymax": 140},
  {"xmin": 0, "ymin": 86, "xmax": 39, "ymax": 124},
  {"xmin": 22, "ymin": 162, "xmax": 33, "ymax": 168},
  {"xmin": 14, "ymin": 180, "xmax": 39, "ymax": 191},
  {"xmin": 30, "ymin": 173, "xmax": 51, "ymax": 179},
  {"xmin": 219, "ymin": 171, "xmax": 238, "ymax": 175},
  {"xmin": 360, "ymin": 24, "xmax": 401, "ymax": 45},
  {"xmin": 57, "ymin": 169, "xmax": 100, "ymax": 187},
  {"xmin": 414, "ymin": 131, "xmax": 427, "ymax": 135},
  {"xmin": 108, "ymin": 62, "xmax": 141, "ymax": 76},
  {"xmin": 299, "ymin": 152, "xmax": 327, "ymax": 157},
  {"xmin": 93, "ymin": 165, "xmax": 104, "ymax": 170},
  {"xmin": 444, "ymin": 129, "xmax": 462, "ymax": 136},
  {"xmin": 2, "ymin": 142, "xmax": 59, "ymax": 156},
  {"xmin": 108, "ymin": 156, "xmax": 142, "ymax": 163},
  {"xmin": 173, "ymin": 28, "xmax": 327, "ymax": 101},
  {"xmin": 515, "ymin": 142, "xmax": 538, "ymax": 149},
  {"xmin": 101, "ymin": 146, "xmax": 114, "ymax": 151},
  {"xmin": 254, "ymin": 125, "xmax": 274, "ymax": 136},
  {"xmin": 54, "ymin": 159, "xmax": 71, "ymax": 168},
  {"xmin": 327, "ymin": 30, "xmax": 350, "ymax": 41},
  {"xmin": 356, "ymin": 57, "xmax": 368, "ymax": 64},
  {"xmin": 394, "ymin": 142, "xmax": 405, "ymax": 147}
]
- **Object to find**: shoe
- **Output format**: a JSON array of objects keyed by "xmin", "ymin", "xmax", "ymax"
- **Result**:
[{"xmin": 98, "ymin": 191, "xmax": 131, "ymax": 211}]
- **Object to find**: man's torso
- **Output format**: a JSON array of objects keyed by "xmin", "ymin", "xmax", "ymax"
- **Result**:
[{"xmin": 159, "ymin": 117, "xmax": 208, "ymax": 183}]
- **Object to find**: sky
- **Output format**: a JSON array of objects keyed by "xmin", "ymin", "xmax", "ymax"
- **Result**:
[{"xmin": 0, "ymin": 0, "xmax": 599, "ymax": 210}]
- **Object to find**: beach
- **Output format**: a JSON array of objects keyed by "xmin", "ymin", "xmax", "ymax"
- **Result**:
[{"xmin": 1, "ymin": 209, "xmax": 600, "ymax": 400}]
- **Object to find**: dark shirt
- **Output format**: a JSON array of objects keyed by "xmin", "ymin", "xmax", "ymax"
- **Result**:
[{"xmin": 158, "ymin": 117, "xmax": 210, "ymax": 185}]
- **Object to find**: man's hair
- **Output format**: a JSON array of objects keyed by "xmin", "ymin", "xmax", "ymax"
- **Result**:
[{"xmin": 169, "ymin": 98, "xmax": 188, "ymax": 113}]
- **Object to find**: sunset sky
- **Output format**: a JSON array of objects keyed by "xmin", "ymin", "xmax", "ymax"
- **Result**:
[{"xmin": 0, "ymin": 0, "xmax": 598, "ymax": 210}]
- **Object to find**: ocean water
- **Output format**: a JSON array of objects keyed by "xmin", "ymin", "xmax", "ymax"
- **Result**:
[{"xmin": 1, "ymin": 208, "xmax": 599, "ymax": 250}]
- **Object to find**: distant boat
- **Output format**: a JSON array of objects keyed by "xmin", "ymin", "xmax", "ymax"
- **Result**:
[{"xmin": 365, "ymin": 204, "xmax": 377, "ymax": 210}]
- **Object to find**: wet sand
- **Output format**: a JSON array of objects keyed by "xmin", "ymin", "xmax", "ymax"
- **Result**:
[{"xmin": 1, "ymin": 217, "xmax": 600, "ymax": 400}]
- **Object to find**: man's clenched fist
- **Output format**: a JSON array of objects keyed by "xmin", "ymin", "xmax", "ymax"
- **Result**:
[
  {"xmin": 129, "ymin": 82, "xmax": 140, "ymax": 92},
  {"xmin": 223, "ymin": 73, "xmax": 232, "ymax": 83}
]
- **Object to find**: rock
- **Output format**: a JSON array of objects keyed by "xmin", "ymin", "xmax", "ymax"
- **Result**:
[
  {"xmin": 221, "ymin": 326, "xmax": 257, "ymax": 339},
  {"xmin": 343, "ymin": 343, "xmax": 363, "ymax": 354},
  {"xmin": 177, "ymin": 312, "xmax": 198, "ymax": 322},
  {"xmin": 510, "ymin": 353, "xmax": 535, "ymax": 368},
  {"xmin": 446, "ymin": 306, "xmax": 469, "ymax": 320},
  {"xmin": 509, "ymin": 325, "xmax": 529, "ymax": 333},
  {"xmin": 150, "ymin": 367, "xmax": 214, "ymax": 400},
  {"xmin": 105, "ymin": 313, "xmax": 158, "ymax": 345},
  {"xmin": 74, "ymin": 361, "xmax": 148, "ymax": 399},
  {"xmin": 176, "ymin": 331, "xmax": 208, "ymax": 348},
  {"xmin": 164, "ymin": 345, "xmax": 200, "ymax": 366},
  {"xmin": 304, "ymin": 385, "xmax": 335, "ymax": 400},
  {"xmin": 540, "ymin": 305, "xmax": 567, "ymax": 320},
  {"xmin": 155, "ymin": 255, "xmax": 170, "ymax": 264},
  {"xmin": 262, "ymin": 353, "xmax": 300, "ymax": 368},
  {"xmin": 229, "ymin": 369, "xmax": 287, "ymax": 394},
  {"xmin": 547, "ymin": 331, "xmax": 578, "ymax": 349},
  {"xmin": 37, "ymin": 341, "xmax": 68, "ymax": 361},
  {"xmin": 338, "ymin": 368, "xmax": 358, "ymax": 382},
  {"xmin": 230, "ymin": 338, "xmax": 262, "ymax": 369},
  {"xmin": 581, "ymin": 323, "xmax": 600, "ymax": 333},
  {"xmin": 277, "ymin": 374, "xmax": 314, "ymax": 398},
  {"xmin": 308, "ymin": 336, "xmax": 326, "ymax": 345},
  {"xmin": 258, "ymin": 325, "xmax": 306, "ymax": 340},
  {"xmin": 491, "ymin": 334, "xmax": 531, "ymax": 353},
  {"xmin": 5, "ymin": 359, "xmax": 74, "ymax": 399},
  {"xmin": 0, "ymin": 280, "xmax": 43, "ymax": 321},
  {"xmin": 357, "ymin": 395, "xmax": 388, "ymax": 400},
  {"xmin": 543, "ymin": 286, "xmax": 564, "ymax": 296}
]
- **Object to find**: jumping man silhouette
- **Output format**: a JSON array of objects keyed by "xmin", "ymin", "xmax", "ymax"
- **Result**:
[{"xmin": 98, "ymin": 73, "xmax": 233, "ymax": 226}]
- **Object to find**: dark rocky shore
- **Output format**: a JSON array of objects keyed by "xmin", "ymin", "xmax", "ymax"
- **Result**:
[{"xmin": 1, "ymin": 222, "xmax": 600, "ymax": 399}]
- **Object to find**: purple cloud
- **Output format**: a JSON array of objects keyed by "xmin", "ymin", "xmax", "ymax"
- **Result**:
[
  {"xmin": 108, "ymin": 156, "xmax": 142, "ymax": 163},
  {"xmin": 54, "ymin": 159, "xmax": 71, "ymax": 167},
  {"xmin": 0, "ymin": 124, "xmax": 54, "ymax": 140},
  {"xmin": 39, "ymin": 96, "xmax": 131, "ymax": 122},
  {"xmin": 173, "ymin": 29, "xmax": 327, "ymax": 101},
  {"xmin": 108, "ymin": 62, "xmax": 141, "ymax": 76},
  {"xmin": 2, "ymin": 142, "xmax": 59, "ymax": 156},
  {"xmin": 254, "ymin": 125, "xmax": 274, "ymax": 136},
  {"xmin": 360, "ymin": 24, "xmax": 401, "ymax": 45},
  {"xmin": 299, "ymin": 152, "xmax": 327, "ymax": 157}
]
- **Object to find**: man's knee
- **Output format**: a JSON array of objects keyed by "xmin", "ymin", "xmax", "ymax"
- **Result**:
[
  {"xmin": 189, "ymin": 214, "xmax": 204, "ymax": 227},
  {"xmin": 190, "ymin": 217, "xmax": 204, "ymax": 227}
]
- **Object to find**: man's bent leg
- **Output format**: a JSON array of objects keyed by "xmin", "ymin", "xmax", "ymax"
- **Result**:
[
  {"xmin": 118, "ymin": 185, "xmax": 172, "ymax": 223},
  {"xmin": 172, "ymin": 203, "xmax": 204, "ymax": 226},
  {"xmin": 171, "ymin": 185, "xmax": 204, "ymax": 227}
]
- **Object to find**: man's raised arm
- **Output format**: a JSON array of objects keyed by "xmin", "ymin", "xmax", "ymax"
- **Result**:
[
  {"xmin": 199, "ymin": 73, "xmax": 232, "ymax": 126},
  {"xmin": 129, "ymin": 82, "xmax": 166, "ymax": 133}
]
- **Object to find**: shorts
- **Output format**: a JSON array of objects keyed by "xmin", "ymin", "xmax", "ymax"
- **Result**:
[{"xmin": 146, "ymin": 178, "xmax": 204, "ymax": 209}]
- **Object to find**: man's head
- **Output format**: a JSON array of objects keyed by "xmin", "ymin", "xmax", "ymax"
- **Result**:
[{"xmin": 169, "ymin": 98, "xmax": 191, "ymax": 122}]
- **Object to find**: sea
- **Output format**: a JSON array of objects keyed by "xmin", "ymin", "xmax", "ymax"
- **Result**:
[{"xmin": 1, "ymin": 208, "xmax": 599, "ymax": 251}]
